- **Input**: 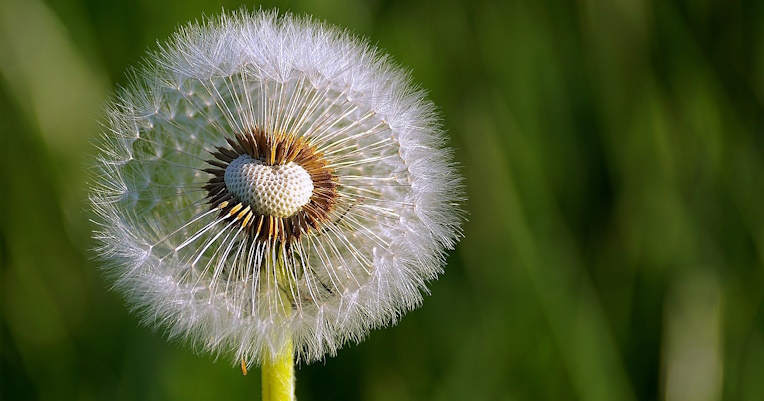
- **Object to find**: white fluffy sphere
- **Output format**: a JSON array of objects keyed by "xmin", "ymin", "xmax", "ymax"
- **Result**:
[{"xmin": 90, "ymin": 9, "xmax": 464, "ymax": 366}]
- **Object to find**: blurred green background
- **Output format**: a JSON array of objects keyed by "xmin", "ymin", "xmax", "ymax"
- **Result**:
[{"xmin": 1, "ymin": 0, "xmax": 763, "ymax": 399}]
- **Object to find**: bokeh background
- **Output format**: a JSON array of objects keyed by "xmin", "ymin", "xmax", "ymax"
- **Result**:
[{"xmin": 1, "ymin": 0, "xmax": 763, "ymax": 400}]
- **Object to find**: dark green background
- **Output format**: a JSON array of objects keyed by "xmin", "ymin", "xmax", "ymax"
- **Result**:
[{"xmin": 1, "ymin": 0, "xmax": 763, "ymax": 400}]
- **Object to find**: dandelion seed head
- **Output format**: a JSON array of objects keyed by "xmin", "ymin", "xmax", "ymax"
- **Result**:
[{"xmin": 90, "ymin": 8, "xmax": 465, "ymax": 367}]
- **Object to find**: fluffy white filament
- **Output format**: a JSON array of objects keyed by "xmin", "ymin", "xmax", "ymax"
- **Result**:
[{"xmin": 90, "ymin": 9, "xmax": 464, "ymax": 366}]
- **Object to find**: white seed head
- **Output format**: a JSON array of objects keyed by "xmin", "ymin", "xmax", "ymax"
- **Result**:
[
  {"xmin": 89, "ymin": 9, "xmax": 465, "ymax": 367},
  {"xmin": 224, "ymin": 155, "xmax": 313, "ymax": 218}
]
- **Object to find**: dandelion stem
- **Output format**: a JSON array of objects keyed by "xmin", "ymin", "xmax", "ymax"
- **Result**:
[
  {"xmin": 262, "ymin": 244, "xmax": 295, "ymax": 401},
  {"xmin": 261, "ymin": 338, "xmax": 294, "ymax": 401}
]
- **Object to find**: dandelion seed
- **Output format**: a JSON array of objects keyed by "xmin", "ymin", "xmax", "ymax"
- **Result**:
[{"xmin": 90, "ymin": 8, "xmax": 464, "ymax": 394}]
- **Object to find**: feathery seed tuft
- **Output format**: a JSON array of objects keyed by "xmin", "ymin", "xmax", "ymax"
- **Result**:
[{"xmin": 90, "ymin": 9, "xmax": 465, "ymax": 368}]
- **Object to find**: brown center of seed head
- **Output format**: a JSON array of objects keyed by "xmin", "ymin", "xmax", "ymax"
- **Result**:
[{"xmin": 203, "ymin": 127, "xmax": 338, "ymax": 244}]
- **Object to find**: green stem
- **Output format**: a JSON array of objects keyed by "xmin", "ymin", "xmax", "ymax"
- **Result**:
[
  {"xmin": 262, "ymin": 338, "xmax": 295, "ymax": 401},
  {"xmin": 262, "ymin": 244, "xmax": 295, "ymax": 401}
]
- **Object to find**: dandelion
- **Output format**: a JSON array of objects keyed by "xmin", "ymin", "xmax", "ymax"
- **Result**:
[{"xmin": 90, "ymin": 8, "xmax": 464, "ymax": 399}]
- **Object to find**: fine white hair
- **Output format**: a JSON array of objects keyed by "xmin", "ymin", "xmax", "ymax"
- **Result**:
[{"xmin": 90, "ymin": 8, "xmax": 464, "ymax": 367}]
